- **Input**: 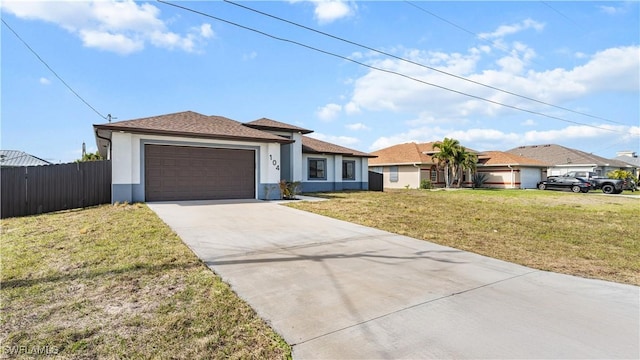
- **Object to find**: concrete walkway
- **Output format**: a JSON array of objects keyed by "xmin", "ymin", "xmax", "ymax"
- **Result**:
[{"xmin": 148, "ymin": 200, "xmax": 639, "ymax": 359}]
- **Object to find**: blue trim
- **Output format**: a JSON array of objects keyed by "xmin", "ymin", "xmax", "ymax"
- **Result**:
[
  {"xmin": 259, "ymin": 183, "xmax": 282, "ymax": 200},
  {"xmin": 301, "ymin": 181, "xmax": 368, "ymax": 192},
  {"xmin": 112, "ymin": 184, "xmax": 132, "ymax": 203}
]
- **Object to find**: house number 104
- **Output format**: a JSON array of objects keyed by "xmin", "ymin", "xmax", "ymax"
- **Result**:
[{"xmin": 269, "ymin": 154, "xmax": 280, "ymax": 170}]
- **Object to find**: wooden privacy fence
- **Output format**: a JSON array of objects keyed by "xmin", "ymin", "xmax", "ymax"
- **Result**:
[{"xmin": 1, "ymin": 160, "xmax": 111, "ymax": 219}]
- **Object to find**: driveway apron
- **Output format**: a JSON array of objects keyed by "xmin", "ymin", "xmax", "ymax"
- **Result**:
[{"xmin": 148, "ymin": 200, "xmax": 639, "ymax": 359}]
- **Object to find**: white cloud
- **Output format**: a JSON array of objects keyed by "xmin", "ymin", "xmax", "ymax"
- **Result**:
[
  {"xmin": 340, "ymin": 44, "xmax": 639, "ymax": 121},
  {"xmin": 312, "ymin": 0, "xmax": 355, "ymax": 24},
  {"xmin": 369, "ymin": 124, "xmax": 637, "ymax": 154},
  {"xmin": 346, "ymin": 123, "xmax": 370, "ymax": 131},
  {"xmin": 521, "ymin": 119, "xmax": 537, "ymax": 126},
  {"xmin": 243, "ymin": 51, "xmax": 258, "ymax": 61},
  {"xmin": 309, "ymin": 132, "xmax": 360, "ymax": 147},
  {"xmin": 39, "ymin": 77, "xmax": 51, "ymax": 85},
  {"xmin": 1, "ymin": 0, "xmax": 213, "ymax": 55},
  {"xmin": 599, "ymin": 4, "xmax": 629, "ymax": 15},
  {"xmin": 199, "ymin": 23, "xmax": 214, "ymax": 38},
  {"xmin": 316, "ymin": 103, "xmax": 342, "ymax": 121},
  {"xmin": 479, "ymin": 19, "xmax": 545, "ymax": 40}
]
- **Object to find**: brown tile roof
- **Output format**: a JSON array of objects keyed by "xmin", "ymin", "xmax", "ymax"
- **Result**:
[
  {"xmin": 94, "ymin": 111, "xmax": 292, "ymax": 144},
  {"xmin": 506, "ymin": 144, "xmax": 632, "ymax": 167},
  {"xmin": 368, "ymin": 142, "xmax": 440, "ymax": 165},
  {"xmin": 369, "ymin": 141, "xmax": 481, "ymax": 166},
  {"xmin": 477, "ymin": 151, "xmax": 548, "ymax": 166},
  {"xmin": 302, "ymin": 136, "xmax": 375, "ymax": 158},
  {"xmin": 245, "ymin": 118, "xmax": 313, "ymax": 134}
]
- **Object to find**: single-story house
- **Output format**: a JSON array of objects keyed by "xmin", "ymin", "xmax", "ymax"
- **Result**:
[
  {"xmin": 0, "ymin": 150, "xmax": 51, "ymax": 168},
  {"xmin": 368, "ymin": 142, "xmax": 446, "ymax": 189},
  {"xmin": 368, "ymin": 142, "xmax": 547, "ymax": 189},
  {"xmin": 505, "ymin": 144, "xmax": 635, "ymax": 177},
  {"xmin": 614, "ymin": 151, "xmax": 640, "ymax": 178},
  {"xmin": 93, "ymin": 111, "xmax": 374, "ymax": 203},
  {"xmin": 476, "ymin": 151, "xmax": 549, "ymax": 189}
]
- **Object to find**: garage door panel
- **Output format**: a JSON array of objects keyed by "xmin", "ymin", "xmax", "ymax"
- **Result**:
[{"xmin": 145, "ymin": 145, "xmax": 255, "ymax": 201}]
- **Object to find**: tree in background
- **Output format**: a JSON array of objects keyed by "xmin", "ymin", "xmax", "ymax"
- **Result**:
[
  {"xmin": 78, "ymin": 151, "xmax": 103, "ymax": 162},
  {"xmin": 432, "ymin": 138, "xmax": 460, "ymax": 188},
  {"xmin": 607, "ymin": 169, "xmax": 633, "ymax": 180}
]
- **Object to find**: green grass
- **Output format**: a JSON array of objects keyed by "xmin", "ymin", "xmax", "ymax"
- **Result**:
[
  {"xmin": 1, "ymin": 203, "xmax": 291, "ymax": 359},
  {"xmin": 288, "ymin": 190, "xmax": 640, "ymax": 286}
]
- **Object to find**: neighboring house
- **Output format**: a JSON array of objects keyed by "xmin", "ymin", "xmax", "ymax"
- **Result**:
[
  {"xmin": 476, "ymin": 151, "xmax": 549, "ymax": 189},
  {"xmin": 505, "ymin": 144, "xmax": 634, "ymax": 177},
  {"xmin": 368, "ymin": 142, "xmax": 446, "ymax": 189},
  {"xmin": 93, "ymin": 111, "xmax": 374, "ymax": 203},
  {"xmin": 0, "ymin": 150, "xmax": 51, "ymax": 168},
  {"xmin": 614, "ymin": 151, "xmax": 640, "ymax": 178},
  {"xmin": 368, "ymin": 142, "xmax": 546, "ymax": 189}
]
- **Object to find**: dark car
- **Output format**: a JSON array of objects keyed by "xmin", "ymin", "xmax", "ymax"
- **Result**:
[{"xmin": 537, "ymin": 176, "xmax": 591, "ymax": 193}]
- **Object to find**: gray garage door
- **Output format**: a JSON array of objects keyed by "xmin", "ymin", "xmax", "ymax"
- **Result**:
[{"xmin": 145, "ymin": 145, "xmax": 255, "ymax": 201}]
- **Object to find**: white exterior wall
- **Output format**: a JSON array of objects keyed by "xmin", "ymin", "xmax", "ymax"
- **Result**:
[
  {"xmin": 548, "ymin": 165, "xmax": 595, "ymax": 176},
  {"xmin": 301, "ymin": 153, "xmax": 335, "ymax": 181},
  {"xmin": 292, "ymin": 133, "xmax": 303, "ymax": 182},
  {"xmin": 111, "ymin": 132, "xmax": 281, "ymax": 201}
]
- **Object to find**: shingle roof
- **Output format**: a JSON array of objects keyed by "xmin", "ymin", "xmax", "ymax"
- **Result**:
[
  {"xmin": 369, "ymin": 141, "xmax": 482, "ymax": 166},
  {"xmin": 615, "ymin": 154, "xmax": 640, "ymax": 167},
  {"xmin": 477, "ymin": 151, "xmax": 548, "ymax": 166},
  {"xmin": 505, "ymin": 144, "xmax": 632, "ymax": 167},
  {"xmin": 94, "ymin": 111, "xmax": 292, "ymax": 144},
  {"xmin": 0, "ymin": 150, "xmax": 51, "ymax": 167},
  {"xmin": 369, "ymin": 142, "xmax": 431, "ymax": 165},
  {"xmin": 302, "ymin": 136, "xmax": 375, "ymax": 158},
  {"xmin": 245, "ymin": 118, "xmax": 313, "ymax": 134}
]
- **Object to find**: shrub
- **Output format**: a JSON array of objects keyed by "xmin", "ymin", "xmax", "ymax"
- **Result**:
[
  {"xmin": 420, "ymin": 179, "xmax": 433, "ymax": 189},
  {"xmin": 279, "ymin": 180, "xmax": 301, "ymax": 199},
  {"xmin": 472, "ymin": 173, "xmax": 488, "ymax": 189}
]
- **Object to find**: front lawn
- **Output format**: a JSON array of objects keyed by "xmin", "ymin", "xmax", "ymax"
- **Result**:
[
  {"xmin": 288, "ymin": 190, "xmax": 640, "ymax": 285},
  {"xmin": 1, "ymin": 204, "xmax": 290, "ymax": 359}
]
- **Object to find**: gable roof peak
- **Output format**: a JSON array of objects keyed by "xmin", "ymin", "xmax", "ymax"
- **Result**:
[{"xmin": 244, "ymin": 118, "xmax": 313, "ymax": 134}]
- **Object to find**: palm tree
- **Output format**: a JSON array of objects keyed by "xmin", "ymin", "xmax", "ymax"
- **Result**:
[
  {"xmin": 455, "ymin": 148, "xmax": 478, "ymax": 187},
  {"xmin": 432, "ymin": 138, "xmax": 460, "ymax": 188}
]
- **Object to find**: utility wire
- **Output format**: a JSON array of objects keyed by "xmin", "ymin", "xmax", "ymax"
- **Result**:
[
  {"xmin": 2, "ymin": 19, "xmax": 108, "ymax": 120},
  {"xmin": 157, "ymin": 0, "xmax": 623, "ymax": 134},
  {"xmin": 233, "ymin": 0, "xmax": 621, "ymax": 126}
]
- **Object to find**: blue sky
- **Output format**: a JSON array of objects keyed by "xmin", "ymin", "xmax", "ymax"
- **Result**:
[{"xmin": 2, "ymin": 1, "xmax": 638, "ymax": 163}]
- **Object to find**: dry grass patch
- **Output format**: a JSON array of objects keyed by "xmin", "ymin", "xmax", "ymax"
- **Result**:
[
  {"xmin": 1, "ymin": 203, "xmax": 290, "ymax": 359},
  {"xmin": 288, "ymin": 190, "xmax": 639, "ymax": 285}
]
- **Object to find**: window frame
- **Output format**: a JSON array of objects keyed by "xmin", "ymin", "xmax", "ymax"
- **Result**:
[
  {"xmin": 389, "ymin": 166, "xmax": 399, "ymax": 182},
  {"xmin": 342, "ymin": 160, "xmax": 356, "ymax": 181},
  {"xmin": 308, "ymin": 158, "xmax": 327, "ymax": 180}
]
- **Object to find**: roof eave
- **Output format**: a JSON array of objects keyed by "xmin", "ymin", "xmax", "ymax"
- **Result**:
[
  {"xmin": 245, "ymin": 124, "xmax": 314, "ymax": 134},
  {"xmin": 93, "ymin": 125, "xmax": 294, "ymax": 144}
]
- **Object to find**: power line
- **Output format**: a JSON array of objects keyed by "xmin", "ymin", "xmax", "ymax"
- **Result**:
[
  {"xmin": 157, "ymin": 0, "xmax": 624, "ymax": 134},
  {"xmin": 2, "ymin": 19, "xmax": 108, "ymax": 120}
]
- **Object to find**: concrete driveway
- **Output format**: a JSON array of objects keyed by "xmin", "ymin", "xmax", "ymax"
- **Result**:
[{"xmin": 148, "ymin": 200, "xmax": 639, "ymax": 359}]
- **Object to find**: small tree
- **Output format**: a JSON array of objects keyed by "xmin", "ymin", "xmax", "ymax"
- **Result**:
[
  {"xmin": 607, "ymin": 169, "xmax": 633, "ymax": 180},
  {"xmin": 77, "ymin": 151, "xmax": 103, "ymax": 162}
]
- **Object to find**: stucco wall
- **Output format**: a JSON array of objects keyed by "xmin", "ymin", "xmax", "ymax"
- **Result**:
[
  {"xmin": 110, "ymin": 132, "xmax": 281, "ymax": 202},
  {"xmin": 300, "ymin": 154, "xmax": 369, "ymax": 192},
  {"xmin": 382, "ymin": 165, "xmax": 420, "ymax": 189}
]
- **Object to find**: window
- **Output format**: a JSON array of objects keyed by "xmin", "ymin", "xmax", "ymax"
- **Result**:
[
  {"xmin": 342, "ymin": 160, "xmax": 356, "ymax": 180},
  {"xmin": 390, "ymin": 166, "xmax": 399, "ymax": 182},
  {"xmin": 308, "ymin": 158, "xmax": 326, "ymax": 180},
  {"xmin": 430, "ymin": 166, "xmax": 437, "ymax": 182}
]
